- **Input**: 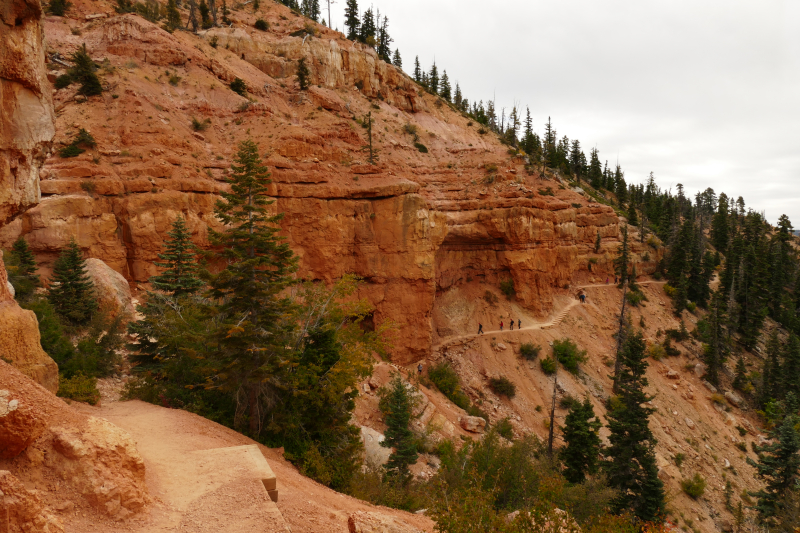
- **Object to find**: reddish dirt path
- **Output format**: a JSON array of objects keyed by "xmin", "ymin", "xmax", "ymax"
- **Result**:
[{"xmin": 71, "ymin": 400, "xmax": 434, "ymax": 533}]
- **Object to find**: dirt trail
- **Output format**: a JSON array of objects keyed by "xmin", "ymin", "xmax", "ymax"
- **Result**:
[
  {"xmin": 69, "ymin": 400, "xmax": 433, "ymax": 533},
  {"xmin": 434, "ymin": 280, "xmax": 667, "ymax": 348}
]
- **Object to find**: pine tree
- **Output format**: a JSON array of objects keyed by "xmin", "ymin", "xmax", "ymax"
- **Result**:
[
  {"xmin": 199, "ymin": 0, "xmax": 212, "ymax": 28},
  {"xmin": 627, "ymin": 203, "xmax": 639, "ymax": 226},
  {"xmin": 379, "ymin": 374, "xmax": 419, "ymax": 482},
  {"xmin": 588, "ymin": 147, "xmax": 603, "ymax": 189},
  {"xmin": 376, "ymin": 16, "xmax": 392, "ymax": 62},
  {"xmin": 782, "ymin": 334, "xmax": 800, "ymax": 399},
  {"xmin": 359, "ymin": 7, "xmax": 376, "ymax": 47},
  {"xmin": 48, "ymin": 0, "xmax": 71, "ymax": 16},
  {"xmin": 7, "ymin": 236, "xmax": 40, "ymax": 301},
  {"xmin": 603, "ymin": 330, "xmax": 665, "ymax": 522},
  {"xmin": 595, "ymin": 231, "xmax": 602, "ymax": 253},
  {"xmin": 561, "ymin": 396, "xmax": 601, "ymax": 484},
  {"xmin": 761, "ymin": 331, "xmax": 782, "ymax": 407},
  {"xmin": 453, "ymin": 82, "xmax": 462, "ymax": 108},
  {"xmin": 151, "ymin": 216, "xmax": 202, "ymax": 297},
  {"xmin": 710, "ymin": 193, "xmax": 730, "ymax": 253},
  {"xmin": 747, "ymin": 414, "xmax": 800, "ymax": 522},
  {"xmin": 428, "ymin": 62, "xmax": 439, "ymax": 94},
  {"xmin": 296, "ymin": 57, "xmax": 310, "ymax": 90},
  {"xmin": 344, "ymin": 0, "xmax": 359, "ymax": 41},
  {"xmin": 439, "ymin": 70, "xmax": 451, "ymax": 102},
  {"xmin": 47, "ymin": 238, "xmax": 97, "ymax": 325},
  {"xmin": 413, "ymin": 56, "xmax": 421, "ymax": 83},
  {"xmin": 702, "ymin": 290, "xmax": 728, "ymax": 386},
  {"xmin": 733, "ymin": 356, "xmax": 748, "ymax": 391},
  {"xmin": 70, "ymin": 44, "xmax": 103, "ymax": 97},
  {"xmin": 208, "ymin": 139, "xmax": 298, "ymax": 435},
  {"xmin": 164, "ymin": 0, "xmax": 182, "ymax": 31},
  {"xmin": 614, "ymin": 225, "xmax": 630, "ymax": 287},
  {"xmin": 392, "ymin": 49, "xmax": 402, "ymax": 69},
  {"xmin": 569, "ymin": 139, "xmax": 583, "ymax": 184}
]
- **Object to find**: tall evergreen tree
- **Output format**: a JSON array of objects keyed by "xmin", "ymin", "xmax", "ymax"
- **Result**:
[
  {"xmin": 376, "ymin": 15, "xmax": 392, "ymax": 62},
  {"xmin": 207, "ymin": 139, "xmax": 298, "ymax": 435},
  {"xmin": 747, "ymin": 414, "xmax": 800, "ymax": 522},
  {"xmin": 603, "ymin": 330, "xmax": 665, "ymax": 522},
  {"xmin": 614, "ymin": 224, "xmax": 630, "ymax": 287},
  {"xmin": 453, "ymin": 82, "xmax": 462, "ymax": 108},
  {"xmin": 588, "ymin": 147, "xmax": 603, "ymax": 189},
  {"xmin": 711, "ymin": 193, "xmax": 730, "ymax": 254},
  {"xmin": 199, "ymin": 0, "xmax": 212, "ymax": 28},
  {"xmin": 561, "ymin": 396, "xmax": 602, "ymax": 484},
  {"xmin": 702, "ymin": 290, "xmax": 728, "ymax": 386},
  {"xmin": 358, "ymin": 7, "xmax": 376, "ymax": 46},
  {"xmin": 7, "ymin": 236, "xmax": 40, "ymax": 301},
  {"xmin": 569, "ymin": 140, "xmax": 583, "ymax": 184},
  {"xmin": 379, "ymin": 374, "xmax": 418, "ymax": 482},
  {"xmin": 150, "ymin": 216, "xmax": 202, "ymax": 297},
  {"xmin": 782, "ymin": 334, "xmax": 800, "ymax": 400},
  {"xmin": 428, "ymin": 62, "xmax": 439, "ymax": 94},
  {"xmin": 413, "ymin": 55, "xmax": 421, "ymax": 83},
  {"xmin": 439, "ymin": 70, "xmax": 451, "ymax": 102},
  {"xmin": 761, "ymin": 331, "xmax": 783, "ymax": 407},
  {"xmin": 47, "ymin": 238, "xmax": 97, "ymax": 325},
  {"xmin": 164, "ymin": 0, "xmax": 182, "ymax": 32},
  {"xmin": 343, "ymin": 0, "xmax": 359, "ymax": 41},
  {"xmin": 392, "ymin": 49, "xmax": 402, "ymax": 69},
  {"xmin": 733, "ymin": 356, "xmax": 748, "ymax": 391}
]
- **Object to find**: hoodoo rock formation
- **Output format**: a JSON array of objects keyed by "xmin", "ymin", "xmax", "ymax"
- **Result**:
[{"xmin": 0, "ymin": 6, "xmax": 632, "ymax": 363}]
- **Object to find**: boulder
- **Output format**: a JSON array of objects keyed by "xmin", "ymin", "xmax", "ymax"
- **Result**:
[
  {"xmin": 360, "ymin": 426, "xmax": 391, "ymax": 467},
  {"xmin": 348, "ymin": 511, "xmax": 423, "ymax": 533},
  {"xmin": 460, "ymin": 416, "xmax": 487, "ymax": 433},
  {"xmin": 0, "ymin": 255, "xmax": 58, "ymax": 393},
  {"xmin": 84, "ymin": 258, "xmax": 135, "ymax": 318},
  {"xmin": 725, "ymin": 391, "xmax": 743, "ymax": 408},
  {"xmin": 0, "ymin": 387, "xmax": 47, "ymax": 459},
  {"xmin": 694, "ymin": 363, "xmax": 707, "ymax": 377},
  {"xmin": 666, "ymin": 370, "xmax": 680, "ymax": 379},
  {"xmin": 684, "ymin": 418, "xmax": 695, "ymax": 429},
  {"xmin": 702, "ymin": 380, "xmax": 718, "ymax": 393},
  {"xmin": 0, "ymin": 470, "xmax": 64, "ymax": 533}
]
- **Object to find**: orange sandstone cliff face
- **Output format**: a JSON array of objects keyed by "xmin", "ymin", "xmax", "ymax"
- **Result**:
[
  {"xmin": 1, "ymin": 2, "xmax": 626, "ymax": 363},
  {"xmin": 0, "ymin": 0, "xmax": 55, "ymax": 225},
  {"xmin": 0, "ymin": 0, "xmax": 59, "ymax": 392}
]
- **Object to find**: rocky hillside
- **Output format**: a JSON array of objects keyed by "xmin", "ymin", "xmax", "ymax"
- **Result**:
[{"xmin": 0, "ymin": 0, "xmax": 630, "ymax": 363}]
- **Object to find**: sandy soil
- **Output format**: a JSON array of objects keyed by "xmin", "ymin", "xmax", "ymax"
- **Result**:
[{"xmin": 67, "ymin": 400, "xmax": 433, "ymax": 533}]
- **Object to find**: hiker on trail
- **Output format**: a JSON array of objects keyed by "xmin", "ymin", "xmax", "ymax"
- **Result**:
[
  {"xmin": 500, "ymin": 321, "xmax": 504, "ymax": 331},
  {"xmin": 518, "ymin": 319, "xmax": 521, "ymax": 329},
  {"xmin": 606, "ymin": 277, "xmax": 609, "ymax": 284},
  {"xmin": 579, "ymin": 291, "xmax": 586, "ymax": 304},
  {"xmin": 478, "ymin": 323, "xmax": 483, "ymax": 334},
  {"xmin": 417, "ymin": 363, "xmax": 423, "ymax": 375},
  {"xmin": 614, "ymin": 276, "xmax": 618, "ymax": 284},
  {"xmin": 510, "ymin": 320, "xmax": 514, "ymax": 331}
]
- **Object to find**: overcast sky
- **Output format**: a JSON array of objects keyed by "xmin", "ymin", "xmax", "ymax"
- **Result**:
[{"xmin": 329, "ymin": 0, "xmax": 800, "ymax": 226}]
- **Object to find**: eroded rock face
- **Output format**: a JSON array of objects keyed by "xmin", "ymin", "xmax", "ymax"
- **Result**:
[
  {"xmin": 0, "ymin": 470, "xmax": 64, "ymax": 533},
  {"xmin": 0, "ymin": 0, "xmax": 55, "ymax": 225},
  {"xmin": 0, "ymin": 361, "xmax": 150, "ymax": 519},
  {"xmin": 47, "ymin": 417, "xmax": 149, "ymax": 519},
  {"xmin": 0, "ymin": 253, "xmax": 58, "ymax": 393}
]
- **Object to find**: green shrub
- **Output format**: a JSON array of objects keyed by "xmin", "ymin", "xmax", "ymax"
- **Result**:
[
  {"xmin": 681, "ymin": 473, "xmax": 706, "ymax": 499},
  {"xmin": 663, "ymin": 283, "xmax": 676, "ymax": 298},
  {"xmin": 559, "ymin": 394, "xmax": 580, "ymax": 410},
  {"xmin": 254, "ymin": 19, "xmax": 269, "ymax": 31},
  {"xmin": 428, "ymin": 362, "xmax": 470, "ymax": 409},
  {"xmin": 230, "ymin": 77, "xmax": 247, "ymax": 96},
  {"xmin": 540, "ymin": 357, "xmax": 557, "ymax": 374},
  {"xmin": 499, "ymin": 279, "xmax": 515, "ymax": 298},
  {"xmin": 191, "ymin": 116, "xmax": 211, "ymax": 131},
  {"xmin": 519, "ymin": 342, "xmax": 541, "ymax": 361},
  {"xmin": 625, "ymin": 290, "xmax": 645, "ymax": 307},
  {"xmin": 489, "ymin": 376, "xmax": 516, "ymax": 398},
  {"xmin": 552, "ymin": 338, "xmax": 587, "ymax": 374},
  {"xmin": 54, "ymin": 73, "xmax": 73, "ymax": 89},
  {"xmin": 59, "ymin": 144, "xmax": 84, "ymax": 158},
  {"xmin": 483, "ymin": 290, "xmax": 499, "ymax": 306},
  {"xmin": 686, "ymin": 301, "xmax": 697, "ymax": 313},
  {"xmin": 494, "ymin": 417, "xmax": 514, "ymax": 440},
  {"xmin": 647, "ymin": 343, "xmax": 666, "ymax": 361},
  {"xmin": 414, "ymin": 142, "xmax": 428, "ymax": 153},
  {"xmin": 48, "ymin": 0, "xmax": 71, "ymax": 16},
  {"xmin": 674, "ymin": 452, "xmax": 685, "ymax": 468},
  {"xmin": 57, "ymin": 373, "xmax": 100, "ymax": 405}
]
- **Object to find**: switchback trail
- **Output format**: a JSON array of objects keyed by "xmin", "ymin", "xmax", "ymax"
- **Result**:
[{"xmin": 433, "ymin": 280, "xmax": 667, "ymax": 351}]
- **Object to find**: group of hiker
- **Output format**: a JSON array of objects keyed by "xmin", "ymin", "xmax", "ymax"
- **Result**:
[{"xmin": 477, "ymin": 318, "xmax": 521, "ymax": 335}]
